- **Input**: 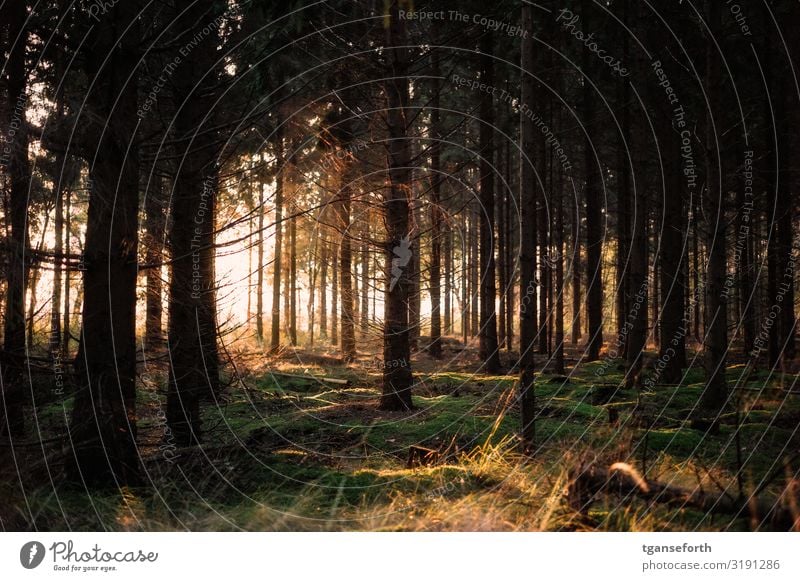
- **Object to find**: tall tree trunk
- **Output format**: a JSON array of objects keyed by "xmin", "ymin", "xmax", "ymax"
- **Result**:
[
  {"xmin": 429, "ymin": 56, "xmax": 443, "ymax": 358},
  {"xmin": 409, "ymin": 199, "xmax": 421, "ymax": 350},
  {"xmin": 166, "ymin": 0, "xmax": 221, "ymax": 446},
  {"xmin": 571, "ymin": 188, "xmax": 582, "ymax": 344},
  {"xmin": 582, "ymin": 0, "xmax": 603, "ymax": 361},
  {"xmin": 470, "ymin": 204, "xmax": 479, "ymax": 337},
  {"xmin": 63, "ymin": 184, "xmax": 72, "ymax": 354},
  {"xmin": 478, "ymin": 32, "xmax": 501, "ymax": 372},
  {"xmin": 256, "ymin": 160, "xmax": 265, "ymax": 343},
  {"xmin": 381, "ymin": 0, "xmax": 413, "ymax": 410},
  {"xmin": 271, "ymin": 138, "xmax": 284, "ymax": 352},
  {"xmin": 505, "ymin": 175, "xmax": 515, "ymax": 351},
  {"xmin": 461, "ymin": 209, "xmax": 468, "ymax": 343},
  {"xmin": 659, "ymin": 122, "xmax": 687, "ymax": 383},
  {"xmin": 699, "ymin": 0, "xmax": 728, "ymax": 424},
  {"xmin": 338, "ymin": 167, "xmax": 356, "ymax": 361},
  {"xmin": 361, "ymin": 229, "xmax": 369, "ymax": 339},
  {"xmin": 497, "ymin": 141, "xmax": 508, "ymax": 351},
  {"xmin": 616, "ymin": 6, "xmax": 631, "ymax": 358},
  {"xmin": 444, "ymin": 210, "xmax": 452, "ymax": 335},
  {"xmin": 332, "ymin": 234, "xmax": 338, "ymax": 345},
  {"xmin": 320, "ymin": 230, "xmax": 328, "ymax": 339},
  {"xmin": 289, "ymin": 202, "xmax": 298, "ymax": 346},
  {"xmin": 519, "ymin": 3, "xmax": 538, "ymax": 449},
  {"xmin": 1, "ymin": 0, "xmax": 30, "ymax": 441},
  {"xmin": 776, "ymin": 43, "xmax": 797, "ymax": 364},
  {"xmin": 554, "ymin": 168, "xmax": 566, "ymax": 375},
  {"xmin": 68, "ymin": 0, "xmax": 141, "ymax": 483},
  {"xmin": 144, "ymin": 174, "xmax": 165, "ymax": 347}
]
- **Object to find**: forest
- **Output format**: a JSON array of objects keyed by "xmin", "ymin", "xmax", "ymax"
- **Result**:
[{"xmin": 0, "ymin": 0, "xmax": 798, "ymax": 532}]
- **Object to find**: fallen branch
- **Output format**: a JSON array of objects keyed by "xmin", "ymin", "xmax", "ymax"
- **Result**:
[
  {"xmin": 269, "ymin": 372, "xmax": 349, "ymax": 386},
  {"xmin": 567, "ymin": 462, "xmax": 799, "ymax": 531}
]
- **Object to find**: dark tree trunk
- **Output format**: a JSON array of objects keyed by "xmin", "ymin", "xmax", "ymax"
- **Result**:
[
  {"xmin": 68, "ymin": 0, "xmax": 141, "ymax": 484},
  {"xmin": 256, "ymin": 160, "xmax": 265, "ymax": 343},
  {"xmin": 0, "ymin": 0, "xmax": 30, "ymax": 441},
  {"xmin": 470, "ymin": 205, "xmax": 479, "ymax": 337},
  {"xmin": 461, "ymin": 209, "xmax": 468, "ymax": 343},
  {"xmin": 338, "ymin": 169, "xmax": 356, "ymax": 361},
  {"xmin": 361, "ymin": 230, "xmax": 369, "ymax": 339},
  {"xmin": 554, "ymin": 169, "xmax": 566, "ymax": 375},
  {"xmin": 320, "ymin": 231, "xmax": 328, "ymax": 339},
  {"xmin": 519, "ymin": 4, "xmax": 538, "ymax": 449},
  {"xmin": 409, "ymin": 199, "xmax": 421, "ymax": 351},
  {"xmin": 271, "ymin": 138, "xmax": 284, "ymax": 352},
  {"xmin": 165, "ymin": 0, "xmax": 221, "ymax": 446},
  {"xmin": 381, "ymin": 0, "xmax": 413, "ymax": 411},
  {"xmin": 332, "ymin": 234, "xmax": 339, "ymax": 345},
  {"xmin": 145, "ymin": 175, "xmax": 165, "ymax": 347},
  {"xmin": 700, "ymin": 0, "xmax": 728, "ymax": 423},
  {"xmin": 444, "ymin": 210, "xmax": 452, "ymax": 335},
  {"xmin": 616, "ymin": 6, "xmax": 631, "ymax": 358},
  {"xmin": 659, "ymin": 125, "xmax": 687, "ymax": 383},
  {"xmin": 290, "ymin": 203, "xmax": 298, "ymax": 346},
  {"xmin": 582, "ymin": 0, "xmax": 603, "ymax": 362},
  {"xmin": 571, "ymin": 187, "xmax": 582, "ymax": 345},
  {"xmin": 478, "ymin": 32, "xmax": 501, "ymax": 373},
  {"xmin": 63, "ymin": 184, "xmax": 72, "ymax": 354},
  {"xmin": 429, "ymin": 63, "xmax": 443, "ymax": 359}
]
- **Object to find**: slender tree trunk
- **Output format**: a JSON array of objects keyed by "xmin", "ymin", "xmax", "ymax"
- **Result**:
[
  {"xmin": 776, "ymin": 51, "xmax": 797, "ymax": 363},
  {"xmin": 470, "ymin": 205, "xmax": 479, "ymax": 337},
  {"xmin": 444, "ymin": 210, "xmax": 452, "ymax": 335},
  {"xmin": 361, "ymin": 229, "xmax": 369, "ymax": 339},
  {"xmin": 699, "ymin": 0, "xmax": 728, "ymax": 424},
  {"xmin": 63, "ymin": 185, "xmax": 72, "ymax": 354},
  {"xmin": 1, "ymin": 0, "xmax": 30, "ymax": 440},
  {"xmin": 339, "ymin": 168, "xmax": 355, "ymax": 361},
  {"xmin": 519, "ymin": 3, "xmax": 538, "ymax": 449},
  {"xmin": 461, "ymin": 209, "xmax": 468, "ymax": 343},
  {"xmin": 256, "ymin": 162, "xmax": 265, "ymax": 343},
  {"xmin": 429, "ymin": 54, "xmax": 443, "ymax": 358},
  {"xmin": 381, "ymin": 0, "xmax": 413, "ymax": 410},
  {"xmin": 409, "ymin": 198, "xmax": 421, "ymax": 350},
  {"xmin": 271, "ymin": 138, "xmax": 284, "ymax": 352},
  {"xmin": 320, "ymin": 231, "xmax": 328, "ymax": 339},
  {"xmin": 582, "ymin": 0, "xmax": 603, "ymax": 361},
  {"xmin": 554, "ymin": 169, "xmax": 566, "ymax": 375},
  {"xmin": 506, "ymin": 177, "xmax": 515, "ymax": 351},
  {"xmin": 145, "ymin": 174, "xmax": 165, "ymax": 347},
  {"xmin": 660, "ymin": 122, "xmax": 687, "ymax": 382},
  {"xmin": 616, "ymin": 8, "xmax": 631, "ymax": 358},
  {"xmin": 478, "ymin": 32, "xmax": 501, "ymax": 372},
  {"xmin": 571, "ymin": 190, "xmax": 582, "ymax": 344},
  {"xmin": 290, "ymin": 202, "xmax": 298, "ymax": 346},
  {"xmin": 332, "ymin": 235, "xmax": 338, "ymax": 345}
]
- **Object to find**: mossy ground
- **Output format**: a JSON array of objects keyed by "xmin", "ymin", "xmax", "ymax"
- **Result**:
[{"xmin": 4, "ymin": 343, "xmax": 799, "ymax": 531}]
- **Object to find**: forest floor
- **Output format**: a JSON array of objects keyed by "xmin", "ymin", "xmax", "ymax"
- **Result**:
[{"xmin": 6, "ymin": 338, "xmax": 800, "ymax": 531}]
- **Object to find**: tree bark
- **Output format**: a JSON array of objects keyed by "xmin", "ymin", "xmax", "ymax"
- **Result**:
[
  {"xmin": 429, "ymin": 64, "xmax": 443, "ymax": 358},
  {"xmin": 68, "ymin": 0, "xmax": 141, "ymax": 484},
  {"xmin": 478, "ymin": 32, "xmax": 501, "ymax": 373},
  {"xmin": 519, "ymin": 4, "xmax": 538, "ymax": 449},
  {"xmin": 700, "ymin": 0, "xmax": 728, "ymax": 423},
  {"xmin": 271, "ymin": 136, "xmax": 284, "ymax": 352},
  {"xmin": 144, "ymin": 174, "xmax": 165, "ymax": 347},
  {"xmin": 582, "ymin": 0, "xmax": 603, "ymax": 362},
  {"xmin": 381, "ymin": 0, "xmax": 414, "ymax": 411},
  {"xmin": 1, "ymin": 0, "xmax": 30, "ymax": 441}
]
